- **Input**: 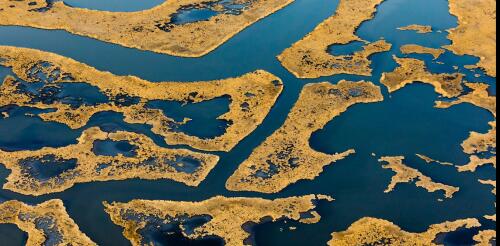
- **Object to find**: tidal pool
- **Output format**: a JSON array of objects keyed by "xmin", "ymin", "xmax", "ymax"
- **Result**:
[
  {"xmin": 92, "ymin": 140, "xmax": 138, "ymax": 157},
  {"xmin": 327, "ymin": 41, "xmax": 366, "ymax": 56},
  {"xmin": 0, "ymin": 0, "xmax": 496, "ymax": 245},
  {"xmin": 170, "ymin": 0, "xmax": 251, "ymax": 26},
  {"xmin": 146, "ymin": 96, "xmax": 231, "ymax": 139}
]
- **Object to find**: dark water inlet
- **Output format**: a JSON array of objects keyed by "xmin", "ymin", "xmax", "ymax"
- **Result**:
[
  {"xmin": 433, "ymin": 227, "xmax": 480, "ymax": 246},
  {"xmin": 146, "ymin": 96, "xmax": 231, "ymax": 139},
  {"xmin": 56, "ymin": 83, "xmax": 109, "ymax": 107},
  {"xmin": 125, "ymin": 213, "xmax": 224, "ymax": 246},
  {"xmin": 92, "ymin": 140, "xmax": 138, "ymax": 157},
  {"xmin": 327, "ymin": 41, "xmax": 366, "ymax": 56},
  {"xmin": 0, "ymin": 107, "xmax": 80, "ymax": 151}
]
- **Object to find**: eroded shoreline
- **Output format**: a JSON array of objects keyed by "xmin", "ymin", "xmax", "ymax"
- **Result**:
[
  {"xmin": 277, "ymin": 0, "xmax": 390, "ymax": 79},
  {"xmin": 0, "ymin": 199, "xmax": 96, "ymax": 246},
  {"xmin": 0, "ymin": 46, "xmax": 283, "ymax": 152},
  {"xmin": 226, "ymin": 80, "xmax": 383, "ymax": 193},
  {"xmin": 0, "ymin": 0, "xmax": 295, "ymax": 57},
  {"xmin": 104, "ymin": 195, "xmax": 331, "ymax": 246}
]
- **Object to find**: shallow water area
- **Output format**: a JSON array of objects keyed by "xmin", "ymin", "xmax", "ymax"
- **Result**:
[
  {"xmin": 170, "ymin": 0, "xmax": 251, "ymax": 25},
  {"xmin": 165, "ymin": 156, "xmax": 203, "ymax": 174},
  {"xmin": 19, "ymin": 155, "xmax": 77, "ymax": 181},
  {"xmin": 132, "ymin": 214, "xmax": 225, "ymax": 246},
  {"xmin": 0, "ymin": 0, "xmax": 496, "ymax": 245},
  {"xmin": 171, "ymin": 8, "xmax": 220, "ymax": 25}
]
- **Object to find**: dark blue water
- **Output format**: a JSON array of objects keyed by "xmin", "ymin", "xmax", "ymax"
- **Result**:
[
  {"xmin": 0, "ymin": 66, "xmax": 11, "ymax": 82},
  {"xmin": 0, "ymin": 224, "xmax": 28, "ymax": 246},
  {"xmin": 328, "ymin": 41, "xmax": 366, "ymax": 56},
  {"xmin": 0, "ymin": 0, "xmax": 496, "ymax": 245},
  {"xmin": 136, "ymin": 215, "xmax": 224, "ymax": 245},
  {"xmin": 19, "ymin": 80, "xmax": 109, "ymax": 109},
  {"xmin": 0, "ymin": 107, "xmax": 80, "ymax": 151},
  {"xmin": 170, "ymin": 0, "xmax": 249, "ymax": 26},
  {"xmin": 56, "ymin": 83, "xmax": 109, "ymax": 107},
  {"xmin": 171, "ymin": 8, "xmax": 220, "ymax": 25},
  {"xmin": 146, "ymin": 96, "xmax": 231, "ymax": 139},
  {"xmin": 93, "ymin": 140, "xmax": 138, "ymax": 157}
]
